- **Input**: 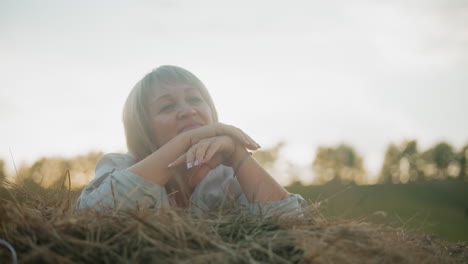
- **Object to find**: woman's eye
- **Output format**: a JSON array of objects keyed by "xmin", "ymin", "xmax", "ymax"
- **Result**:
[{"xmin": 160, "ymin": 104, "xmax": 175, "ymax": 112}]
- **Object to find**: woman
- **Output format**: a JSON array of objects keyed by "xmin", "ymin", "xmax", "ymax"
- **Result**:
[{"xmin": 77, "ymin": 65, "xmax": 306, "ymax": 217}]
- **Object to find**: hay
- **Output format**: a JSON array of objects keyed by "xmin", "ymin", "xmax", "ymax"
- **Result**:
[{"xmin": 0, "ymin": 179, "xmax": 466, "ymax": 264}]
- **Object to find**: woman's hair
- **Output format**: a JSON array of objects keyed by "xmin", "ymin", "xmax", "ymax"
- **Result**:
[{"xmin": 122, "ymin": 65, "xmax": 219, "ymax": 161}]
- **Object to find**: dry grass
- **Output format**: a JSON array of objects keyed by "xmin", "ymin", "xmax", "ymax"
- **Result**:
[{"xmin": 0, "ymin": 178, "xmax": 467, "ymax": 264}]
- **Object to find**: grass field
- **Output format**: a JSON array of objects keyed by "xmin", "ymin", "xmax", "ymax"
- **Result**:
[{"xmin": 286, "ymin": 181, "xmax": 468, "ymax": 242}]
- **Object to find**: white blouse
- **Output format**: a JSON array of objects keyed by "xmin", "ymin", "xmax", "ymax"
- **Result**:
[{"xmin": 77, "ymin": 153, "xmax": 306, "ymax": 218}]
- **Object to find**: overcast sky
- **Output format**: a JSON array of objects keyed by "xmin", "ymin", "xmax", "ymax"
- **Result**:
[{"xmin": 1, "ymin": 0, "xmax": 467, "ymax": 184}]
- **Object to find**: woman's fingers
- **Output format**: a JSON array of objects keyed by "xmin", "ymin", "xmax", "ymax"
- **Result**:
[
  {"xmin": 190, "ymin": 137, "xmax": 222, "ymax": 168},
  {"xmin": 203, "ymin": 141, "xmax": 221, "ymax": 163},
  {"xmin": 174, "ymin": 138, "xmax": 212, "ymax": 169},
  {"xmin": 169, "ymin": 135, "xmax": 235, "ymax": 169},
  {"xmin": 232, "ymin": 125, "xmax": 260, "ymax": 149},
  {"xmin": 167, "ymin": 153, "xmax": 187, "ymax": 168},
  {"xmin": 186, "ymin": 145, "xmax": 196, "ymax": 168},
  {"xmin": 195, "ymin": 141, "xmax": 210, "ymax": 165},
  {"xmin": 194, "ymin": 136, "xmax": 233, "ymax": 166},
  {"xmin": 168, "ymin": 136, "xmax": 236, "ymax": 187},
  {"xmin": 189, "ymin": 122, "xmax": 260, "ymax": 151},
  {"xmin": 188, "ymin": 138, "xmax": 211, "ymax": 168},
  {"xmin": 223, "ymin": 123, "xmax": 259, "ymax": 149}
]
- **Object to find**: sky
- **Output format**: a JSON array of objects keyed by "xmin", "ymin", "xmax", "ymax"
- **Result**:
[{"xmin": 1, "ymin": 0, "xmax": 467, "ymax": 184}]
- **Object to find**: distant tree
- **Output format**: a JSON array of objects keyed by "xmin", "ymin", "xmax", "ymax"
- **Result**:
[
  {"xmin": 378, "ymin": 143, "xmax": 401, "ymax": 184},
  {"xmin": 14, "ymin": 151, "xmax": 103, "ymax": 189},
  {"xmin": 26, "ymin": 158, "xmax": 72, "ymax": 188},
  {"xmin": 421, "ymin": 142, "xmax": 456, "ymax": 180},
  {"xmin": 378, "ymin": 140, "xmax": 425, "ymax": 184},
  {"xmin": 312, "ymin": 144, "xmax": 366, "ymax": 184},
  {"xmin": 457, "ymin": 144, "xmax": 468, "ymax": 181},
  {"xmin": 432, "ymin": 143, "xmax": 455, "ymax": 170},
  {"xmin": 401, "ymin": 140, "xmax": 425, "ymax": 182}
]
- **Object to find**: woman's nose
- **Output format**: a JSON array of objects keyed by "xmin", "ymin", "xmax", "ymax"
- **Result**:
[{"xmin": 177, "ymin": 103, "xmax": 197, "ymax": 119}]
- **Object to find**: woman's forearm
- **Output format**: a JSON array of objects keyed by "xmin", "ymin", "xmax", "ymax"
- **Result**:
[{"xmin": 232, "ymin": 148, "xmax": 290, "ymax": 203}]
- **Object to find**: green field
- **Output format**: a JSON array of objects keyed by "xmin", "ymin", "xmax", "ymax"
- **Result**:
[{"xmin": 286, "ymin": 181, "xmax": 468, "ymax": 242}]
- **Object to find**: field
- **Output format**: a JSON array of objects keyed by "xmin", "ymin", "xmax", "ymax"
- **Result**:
[
  {"xmin": 0, "ymin": 179, "xmax": 467, "ymax": 263},
  {"xmin": 286, "ymin": 181, "xmax": 468, "ymax": 242}
]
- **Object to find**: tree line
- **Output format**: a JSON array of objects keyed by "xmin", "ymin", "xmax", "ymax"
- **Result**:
[
  {"xmin": 309, "ymin": 140, "xmax": 468, "ymax": 184},
  {"xmin": 0, "ymin": 152, "xmax": 103, "ymax": 190},
  {"xmin": 0, "ymin": 140, "xmax": 467, "ymax": 188},
  {"xmin": 252, "ymin": 140, "xmax": 467, "ymax": 185},
  {"xmin": 378, "ymin": 141, "xmax": 467, "ymax": 184}
]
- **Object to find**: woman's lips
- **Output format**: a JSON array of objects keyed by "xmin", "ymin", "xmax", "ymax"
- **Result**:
[{"xmin": 179, "ymin": 124, "xmax": 202, "ymax": 133}]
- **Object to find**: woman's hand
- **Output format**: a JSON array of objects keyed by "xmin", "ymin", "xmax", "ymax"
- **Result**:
[
  {"xmin": 128, "ymin": 122, "xmax": 257, "ymax": 188},
  {"xmin": 168, "ymin": 135, "xmax": 245, "ymax": 187},
  {"xmin": 167, "ymin": 123, "xmax": 259, "ymax": 188},
  {"xmin": 168, "ymin": 135, "xmax": 239, "ymax": 169},
  {"xmin": 166, "ymin": 124, "xmax": 290, "ymax": 203},
  {"xmin": 182, "ymin": 122, "xmax": 260, "ymax": 151}
]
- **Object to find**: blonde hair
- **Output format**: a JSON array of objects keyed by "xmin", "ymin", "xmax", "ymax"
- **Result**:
[{"xmin": 123, "ymin": 65, "xmax": 219, "ymax": 161}]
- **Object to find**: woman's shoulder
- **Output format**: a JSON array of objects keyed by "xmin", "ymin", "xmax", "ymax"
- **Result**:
[
  {"xmin": 99, "ymin": 152, "xmax": 135, "ymax": 161},
  {"xmin": 96, "ymin": 152, "xmax": 136, "ymax": 170}
]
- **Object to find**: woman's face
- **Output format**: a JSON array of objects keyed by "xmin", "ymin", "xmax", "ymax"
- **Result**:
[{"xmin": 147, "ymin": 83, "xmax": 214, "ymax": 147}]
